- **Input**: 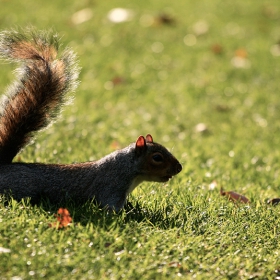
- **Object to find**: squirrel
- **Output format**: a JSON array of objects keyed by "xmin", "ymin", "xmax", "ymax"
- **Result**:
[{"xmin": 0, "ymin": 28, "xmax": 182, "ymax": 211}]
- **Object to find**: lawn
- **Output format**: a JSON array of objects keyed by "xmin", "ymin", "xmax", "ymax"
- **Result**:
[{"xmin": 1, "ymin": 0, "xmax": 280, "ymax": 279}]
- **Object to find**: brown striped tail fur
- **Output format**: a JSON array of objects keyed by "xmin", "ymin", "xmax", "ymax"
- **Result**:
[{"xmin": 0, "ymin": 29, "xmax": 79, "ymax": 163}]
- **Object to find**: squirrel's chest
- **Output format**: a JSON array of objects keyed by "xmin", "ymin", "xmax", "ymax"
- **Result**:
[{"xmin": 127, "ymin": 176, "xmax": 144, "ymax": 195}]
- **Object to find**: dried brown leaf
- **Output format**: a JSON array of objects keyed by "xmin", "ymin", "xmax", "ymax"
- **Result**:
[
  {"xmin": 49, "ymin": 208, "xmax": 72, "ymax": 229},
  {"xmin": 267, "ymin": 198, "xmax": 280, "ymax": 206},
  {"xmin": 220, "ymin": 188, "xmax": 250, "ymax": 204}
]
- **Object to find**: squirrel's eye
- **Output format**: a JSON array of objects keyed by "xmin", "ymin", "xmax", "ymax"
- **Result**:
[{"xmin": 152, "ymin": 153, "xmax": 163, "ymax": 162}]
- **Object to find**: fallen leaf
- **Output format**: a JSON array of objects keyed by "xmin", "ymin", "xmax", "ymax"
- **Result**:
[
  {"xmin": 115, "ymin": 249, "xmax": 125, "ymax": 256},
  {"xmin": 209, "ymin": 180, "xmax": 218, "ymax": 190},
  {"xmin": 235, "ymin": 48, "xmax": 247, "ymax": 58},
  {"xmin": 195, "ymin": 123, "xmax": 208, "ymax": 133},
  {"xmin": 112, "ymin": 76, "xmax": 125, "ymax": 86},
  {"xmin": 211, "ymin": 44, "xmax": 223, "ymax": 55},
  {"xmin": 0, "ymin": 247, "xmax": 11, "ymax": 253},
  {"xmin": 49, "ymin": 208, "xmax": 72, "ymax": 229},
  {"xmin": 107, "ymin": 8, "xmax": 134, "ymax": 23},
  {"xmin": 155, "ymin": 13, "xmax": 176, "ymax": 26},
  {"xmin": 220, "ymin": 187, "xmax": 250, "ymax": 204},
  {"xmin": 193, "ymin": 20, "xmax": 209, "ymax": 36},
  {"xmin": 104, "ymin": 242, "xmax": 112, "ymax": 248},
  {"xmin": 215, "ymin": 104, "xmax": 230, "ymax": 112},
  {"xmin": 231, "ymin": 48, "xmax": 250, "ymax": 68},
  {"xmin": 169, "ymin": 261, "xmax": 182, "ymax": 268},
  {"xmin": 267, "ymin": 198, "xmax": 280, "ymax": 206},
  {"xmin": 71, "ymin": 8, "xmax": 93, "ymax": 25},
  {"xmin": 231, "ymin": 57, "xmax": 251, "ymax": 69}
]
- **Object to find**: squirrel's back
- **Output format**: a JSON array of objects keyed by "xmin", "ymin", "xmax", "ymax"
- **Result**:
[{"xmin": 0, "ymin": 29, "xmax": 79, "ymax": 163}]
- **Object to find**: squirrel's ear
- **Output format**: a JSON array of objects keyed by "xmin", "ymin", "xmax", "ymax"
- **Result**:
[
  {"xmin": 136, "ymin": 135, "xmax": 146, "ymax": 148},
  {"xmin": 146, "ymin": 134, "xmax": 153, "ymax": 143},
  {"xmin": 135, "ymin": 135, "xmax": 147, "ymax": 155}
]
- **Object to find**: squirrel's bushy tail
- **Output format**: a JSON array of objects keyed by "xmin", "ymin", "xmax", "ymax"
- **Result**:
[{"xmin": 0, "ymin": 28, "xmax": 79, "ymax": 163}]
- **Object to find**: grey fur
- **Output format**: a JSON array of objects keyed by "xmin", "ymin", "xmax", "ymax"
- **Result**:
[
  {"xmin": 0, "ymin": 28, "xmax": 182, "ymax": 211},
  {"xmin": 0, "ymin": 141, "xmax": 182, "ymax": 211}
]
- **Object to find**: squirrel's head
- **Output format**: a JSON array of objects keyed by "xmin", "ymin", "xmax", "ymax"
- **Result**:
[{"xmin": 134, "ymin": 134, "xmax": 182, "ymax": 183}]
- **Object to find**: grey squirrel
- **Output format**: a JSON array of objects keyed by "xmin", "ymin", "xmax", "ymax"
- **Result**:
[{"xmin": 0, "ymin": 29, "xmax": 182, "ymax": 211}]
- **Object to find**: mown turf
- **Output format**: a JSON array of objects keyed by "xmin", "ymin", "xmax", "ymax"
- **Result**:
[{"xmin": 1, "ymin": 0, "xmax": 280, "ymax": 279}]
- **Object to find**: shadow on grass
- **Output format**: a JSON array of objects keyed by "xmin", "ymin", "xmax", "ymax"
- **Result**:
[
  {"xmin": 51, "ymin": 199, "xmax": 185, "ymax": 230},
  {"xmin": 1, "ymin": 194, "xmax": 217, "ymax": 233},
  {"xmin": 1, "ymin": 195, "xmax": 187, "ymax": 230},
  {"xmin": 123, "ymin": 201, "xmax": 186, "ymax": 229}
]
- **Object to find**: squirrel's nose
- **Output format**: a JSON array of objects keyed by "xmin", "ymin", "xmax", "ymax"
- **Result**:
[{"xmin": 176, "ymin": 163, "xmax": 182, "ymax": 174}]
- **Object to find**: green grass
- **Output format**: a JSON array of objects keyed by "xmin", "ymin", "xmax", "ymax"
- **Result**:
[{"xmin": 1, "ymin": 0, "xmax": 280, "ymax": 278}]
